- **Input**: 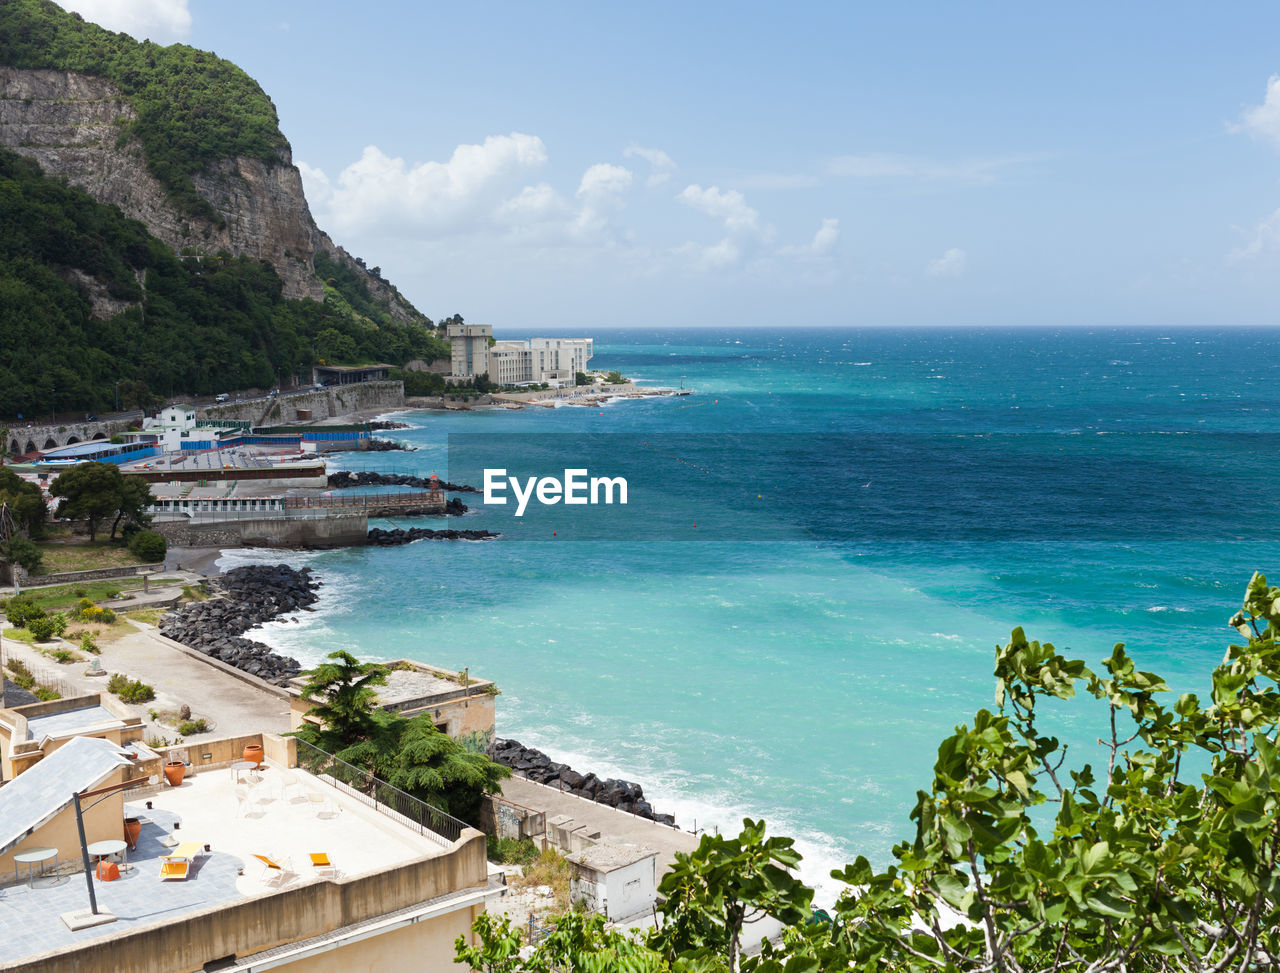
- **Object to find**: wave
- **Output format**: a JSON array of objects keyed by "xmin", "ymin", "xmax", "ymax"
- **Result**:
[{"xmin": 500, "ymin": 729, "xmax": 859, "ymax": 907}]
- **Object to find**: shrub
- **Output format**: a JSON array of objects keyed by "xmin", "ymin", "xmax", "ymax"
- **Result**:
[
  {"xmin": 2, "ymin": 536, "xmax": 42, "ymax": 572},
  {"xmin": 176, "ymin": 719, "xmax": 208, "ymax": 735},
  {"xmin": 27, "ymin": 616, "xmax": 57, "ymax": 641},
  {"xmin": 5, "ymin": 658, "xmax": 34, "ymax": 689},
  {"xmin": 51, "ymin": 613, "xmax": 67, "ymax": 637},
  {"xmin": 33, "ymin": 687, "xmax": 60, "ymax": 701},
  {"xmin": 80, "ymin": 631, "xmax": 99, "ymax": 654},
  {"xmin": 107, "ymin": 673, "xmax": 155, "ymax": 704},
  {"xmin": 49, "ymin": 649, "xmax": 76, "ymax": 663},
  {"xmin": 3, "ymin": 596, "xmax": 44, "ymax": 628},
  {"xmin": 72, "ymin": 599, "xmax": 117, "ymax": 624}
]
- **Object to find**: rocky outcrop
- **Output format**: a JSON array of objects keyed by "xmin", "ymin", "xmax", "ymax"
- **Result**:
[
  {"xmin": 328, "ymin": 470, "xmax": 480, "ymax": 493},
  {"xmin": 488, "ymin": 739, "xmax": 677, "ymax": 827},
  {"xmin": 0, "ymin": 65, "xmax": 422, "ymax": 320},
  {"xmin": 158, "ymin": 564, "xmax": 317, "ymax": 685},
  {"xmin": 366, "ymin": 526, "xmax": 497, "ymax": 544}
]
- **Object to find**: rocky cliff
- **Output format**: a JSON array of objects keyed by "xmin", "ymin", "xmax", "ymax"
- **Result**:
[{"xmin": 0, "ymin": 65, "xmax": 419, "ymax": 321}]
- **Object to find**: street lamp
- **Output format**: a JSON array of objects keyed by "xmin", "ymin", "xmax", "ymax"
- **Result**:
[{"xmin": 69, "ymin": 774, "xmax": 149, "ymax": 927}]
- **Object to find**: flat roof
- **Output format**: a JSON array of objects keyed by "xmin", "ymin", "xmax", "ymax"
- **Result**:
[
  {"xmin": 0, "ymin": 758, "xmax": 452, "ymax": 965},
  {"xmin": 25, "ymin": 705, "xmax": 122, "ymax": 742},
  {"xmin": 566, "ymin": 843, "xmax": 658, "ymax": 873}
]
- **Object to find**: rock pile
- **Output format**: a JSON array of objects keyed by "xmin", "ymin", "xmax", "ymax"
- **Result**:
[
  {"xmin": 158, "ymin": 564, "xmax": 318, "ymax": 685},
  {"xmin": 363, "ymin": 439, "xmax": 416, "ymax": 452},
  {"xmin": 368, "ymin": 421, "xmax": 410, "ymax": 430},
  {"xmin": 366, "ymin": 527, "xmax": 498, "ymax": 544},
  {"xmin": 328, "ymin": 470, "xmax": 479, "ymax": 493},
  {"xmin": 488, "ymin": 738, "xmax": 676, "ymax": 827}
]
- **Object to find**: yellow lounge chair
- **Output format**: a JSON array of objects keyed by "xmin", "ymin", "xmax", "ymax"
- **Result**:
[
  {"xmin": 309, "ymin": 852, "xmax": 338, "ymax": 879},
  {"xmin": 160, "ymin": 842, "xmax": 204, "ymax": 881}
]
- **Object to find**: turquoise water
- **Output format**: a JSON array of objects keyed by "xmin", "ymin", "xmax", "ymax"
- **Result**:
[{"xmin": 222, "ymin": 327, "xmax": 1280, "ymax": 901}]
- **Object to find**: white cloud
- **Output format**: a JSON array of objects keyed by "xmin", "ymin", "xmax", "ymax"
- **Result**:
[
  {"xmin": 55, "ymin": 0, "xmax": 191, "ymax": 42},
  {"xmin": 828, "ymin": 153, "xmax": 1027, "ymax": 184},
  {"xmin": 675, "ymin": 184, "xmax": 774, "ymax": 271},
  {"xmin": 779, "ymin": 217, "xmax": 839, "ymax": 258},
  {"xmin": 926, "ymin": 248, "xmax": 967, "ymax": 277},
  {"xmin": 1236, "ymin": 76, "xmax": 1280, "ymax": 149},
  {"xmin": 623, "ymin": 145, "xmax": 677, "ymax": 186},
  {"xmin": 299, "ymin": 133, "xmax": 548, "ymax": 237},
  {"xmin": 678, "ymin": 185, "xmax": 764, "ymax": 236},
  {"xmin": 577, "ymin": 163, "xmax": 633, "ymax": 200},
  {"xmin": 1229, "ymin": 207, "xmax": 1280, "ymax": 261}
]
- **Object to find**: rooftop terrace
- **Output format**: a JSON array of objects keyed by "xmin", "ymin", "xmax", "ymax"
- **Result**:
[{"xmin": 0, "ymin": 755, "xmax": 469, "ymax": 968}]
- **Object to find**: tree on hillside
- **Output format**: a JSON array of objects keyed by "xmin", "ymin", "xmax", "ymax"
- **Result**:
[{"xmin": 458, "ymin": 572, "xmax": 1280, "ymax": 972}]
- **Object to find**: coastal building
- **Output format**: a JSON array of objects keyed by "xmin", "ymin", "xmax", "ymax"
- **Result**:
[
  {"xmin": 450, "ymin": 324, "xmax": 593, "ymax": 386},
  {"xmin": 0, "ymin": 692, "xmax": 498, "ymax": 972},
  {"xmin": 448, "ymin": 323, "xmax": 493, "ymax": 380},
  {"xmin": 311, "ymin": 363, "xmax": 392, "ymax": 386},
  {"xmin": 566, "ymin": 844, "xmax": 659, "ymax": 921}
]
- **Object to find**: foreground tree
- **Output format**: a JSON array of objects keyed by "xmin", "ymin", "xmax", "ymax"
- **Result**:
[{"xmin": 458, "ymin": 572, "xmax": 1280, "ymax": 971}]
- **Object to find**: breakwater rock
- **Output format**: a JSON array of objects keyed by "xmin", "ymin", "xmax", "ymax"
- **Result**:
[
  {"xmin": 366, "ymin": 526, "xmax": 498, "ymax": 544},
  {"xmin": 365, "ymin": 439, "xmax": 416, "ymax": 452},
  {"xmin": 158, "ymin": 564, "xmax": 316, "ymax": 685},
  {"xmin": 327, "ymin": 470, "xmax": 479, "ymax": 493},
  {"xmin": 369, "ymin": 421, "xmax": 410, "ymax": 430},
  {"xmin": 488, "ymin": 738, "xmax": 677, "ymax": 827}
]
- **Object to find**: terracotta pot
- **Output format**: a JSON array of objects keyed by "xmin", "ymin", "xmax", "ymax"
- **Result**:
[
  {"xmin": 243, "ymin": 744, "xmax": 264, "ymax": 767},
  {"xmin": 123, "ymin": 817, "xmax": 141, "ymax": 850},
  {"xmin": 164, "ymin": 761, "xmax": 186, "ymax": 787}
]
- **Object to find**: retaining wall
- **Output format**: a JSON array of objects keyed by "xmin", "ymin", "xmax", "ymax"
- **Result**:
[{"xmin": 26, "ymin": 562, "xmax": 165, "ymax": 587}]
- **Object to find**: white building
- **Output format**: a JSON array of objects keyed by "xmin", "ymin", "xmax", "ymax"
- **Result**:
[
  {"xmin": 566, "ymin": 843, "xmax": 659, "ymax": 921},
  {"xmin": 453, "ymin": 327, "xmax": 593, "ymax": 387}
]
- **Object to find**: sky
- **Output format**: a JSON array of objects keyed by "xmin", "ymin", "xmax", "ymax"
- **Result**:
[{"xmin": 52, "ymin": 1, "xmax": 1280, "ymax": 328}]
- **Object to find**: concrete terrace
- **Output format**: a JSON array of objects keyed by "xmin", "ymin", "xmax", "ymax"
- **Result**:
[
  {"xmin": 24, "ymin": 705, "xmax": 120, "ymax": 742},
  {"xmin": 0, "ymin": 758, "xmax": 455, "ymax": 967}
]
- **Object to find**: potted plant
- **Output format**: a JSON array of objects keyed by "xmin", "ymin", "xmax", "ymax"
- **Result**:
[
  {"xmin": 123, "ymin": 817, "xmax": 141, "ymax": 849},
  {"xmin": 164, "ymin": 760, "xmax": 186, "ymax": 787}
]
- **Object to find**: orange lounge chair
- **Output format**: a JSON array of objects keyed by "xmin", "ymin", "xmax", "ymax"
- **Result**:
[
  {"xmin": 309, "ymin": 852, "xmax": 338, "ymax": 879},
  {"xmin": 253, "ymin": 853, "xmax": 296, "ymax": 888}
]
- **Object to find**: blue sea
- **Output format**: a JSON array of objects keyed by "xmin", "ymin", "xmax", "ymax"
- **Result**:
[{"xmin": 222, "ymin": 326, "xmax": 1280, "ymax": 902}]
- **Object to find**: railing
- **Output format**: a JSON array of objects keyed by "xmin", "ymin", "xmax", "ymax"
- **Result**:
[
  {"xmin": 282, "ymin": 491, "xmax": 442, "ymax": 509},
  {"xmin": 295, "ymin": 739, "xmax": 468, "ymax": 844}
]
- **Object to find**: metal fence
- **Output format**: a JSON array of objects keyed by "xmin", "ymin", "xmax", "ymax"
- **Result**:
[{"xmin": 295, "ymin": 739, "xmax": 468, "ymax": 844}]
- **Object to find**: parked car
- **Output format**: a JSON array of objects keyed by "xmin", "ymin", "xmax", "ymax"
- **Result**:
[{"xmin": 215, "ymin": 393, "xmax": 230, "ymax": 402}]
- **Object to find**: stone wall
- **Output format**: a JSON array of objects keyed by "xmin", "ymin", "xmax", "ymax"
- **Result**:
[
  {"xmin": 153, "ymin": 513, "xmax": 368, "ymax": 549},
  {"xmin": 27, "ymin": 562, "xmax": 164, "ymax": 587},
  {"xmin": 198, "ymin": 381, "xmax": 405, "ymax": 425}
]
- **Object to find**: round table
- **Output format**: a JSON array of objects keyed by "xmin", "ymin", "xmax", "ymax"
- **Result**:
[
  {"xmin": 13, "ymin": 846, "xmax": 58, "ymax": 888},
  {"xmin": 231, "ymin": 760, "xmax": 258, "ymax": 783},
  {"xmin": 87, "ymin": 838, "xmax": 128, "ymax": 873}
]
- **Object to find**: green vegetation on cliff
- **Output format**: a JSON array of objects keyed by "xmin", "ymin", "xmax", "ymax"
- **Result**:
[
  {"xmin": 0, "ymin": 149, "xmax": 443, "ymax": 417},
  {"xmin": 0, "ymin": 0, "xmax": 285, "ymax": 221}
]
